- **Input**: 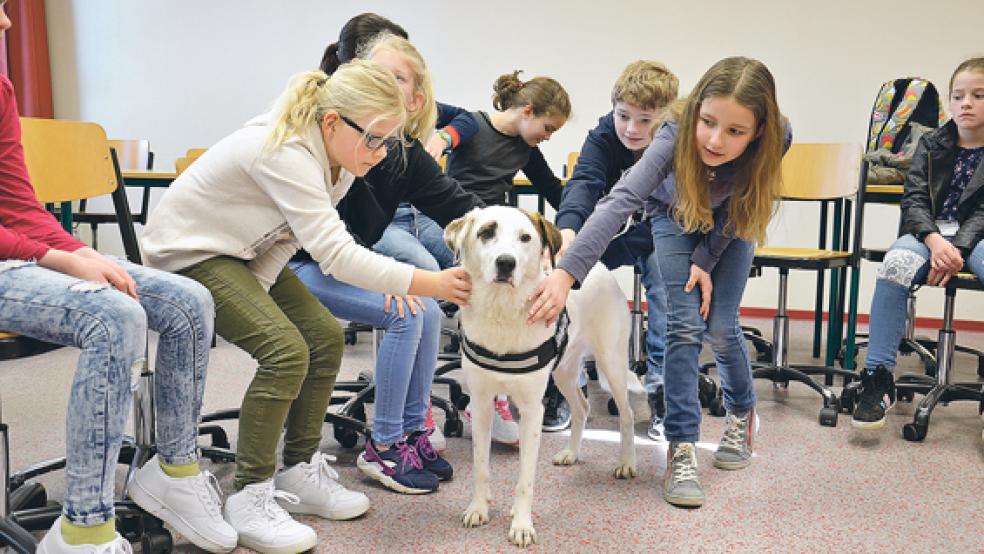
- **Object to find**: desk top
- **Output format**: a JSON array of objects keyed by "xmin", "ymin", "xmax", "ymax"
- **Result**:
[{"xmin": 122, "ymin": 170, "xmax": 178, "ymax": 180}]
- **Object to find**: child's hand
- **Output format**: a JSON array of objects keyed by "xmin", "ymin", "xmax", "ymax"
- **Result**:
[
  {"xmin": 424, "ymin": 133, "xmax": 450, "ymax": 161},
  {"xmin": 684, "ymin": 263, "xmax": 712, "ymax": 320},
  {"xmin": 557, "ymin": 228, "xmax": 576, "ymax": 259},
  {"xmin": 383, "ymin": 294, "xmax": 426, "ymax": 318},
  {"xmin": 434, "ymin": 267, "xmax": 471, "ymax": 305},
  {"xmin": 925, "ymin": 233, "xmax": 964, "ymax": 274},
  {"xmin": 40, "ymin": 249, "xmax": 138, "ymax": 299},
  {"xmin": 527, "ymin": 269, "xmax": 574, "ymax": 326}
]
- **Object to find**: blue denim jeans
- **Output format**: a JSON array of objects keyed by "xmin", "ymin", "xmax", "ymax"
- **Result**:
[
  {"xmin": 650, "ymin": 213, "xmax": 756, "ymax": 443},
  {"xmin": 865, "ymin": 234, "xmax": 984, "ymax": 371},
  {"xmin": 289, "ymin": 259, "xmax": 441, "ymax": 445},
  {"xmin": 373, "ymin": 203, "xmax": 455, "ymax": 272},
  {"xmin": 0, "ymin": 258, "xmax": 213, "ymax": 526}
]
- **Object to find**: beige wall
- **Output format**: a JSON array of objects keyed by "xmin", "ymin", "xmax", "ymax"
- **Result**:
[{"xmin": 44, "ymin": 0, "xmax": 984, "ymax": 320}]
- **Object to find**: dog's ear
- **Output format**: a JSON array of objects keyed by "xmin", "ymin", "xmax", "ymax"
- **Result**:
[
  {"xmin": 522, "ymin": 209, "xmax": 563, "ymax": 263},
  {"xmin": 444, "ymin": 210, "xmax": 477, "ymax": 258}
]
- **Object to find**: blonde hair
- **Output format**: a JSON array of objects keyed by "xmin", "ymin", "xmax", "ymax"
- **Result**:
[
  {"xmin": 670, "ymin": 56, "xmax": 784, "ymax": 244},
  {"xmin": 492, "ymin": 70, "xmax": 571, "ymax": 119},
  {"xmin": 611, "ymin": 60, "xmax": 679, "ymax": 112},
  {"xmin": 360, "ymin": 33, "xmax": 437, "ymax": 142},
  {"xmin": 950, "ymin": 56, "xmax": 984, "ymax": 93},
  {"xmin": 266, "ymin": 59, "xmax": 406, "ymax": 151}
]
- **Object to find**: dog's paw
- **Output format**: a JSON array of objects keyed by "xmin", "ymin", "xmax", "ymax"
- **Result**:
[
  {"xmin": 508, "ymin": 519, "xmax": 537, "ymax": 548},
  {"xmin": 552, "ymin": 449, "xmax": 577, "ymax": 466},
  {"xmin": 462, "ymin": 501, "xmax": 490, "ymax": 528},
  {"xmin": 613, "ymin": 463, "xmax": 637, "ymax": 479}
]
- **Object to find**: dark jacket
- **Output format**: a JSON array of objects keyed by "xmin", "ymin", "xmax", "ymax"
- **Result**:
[
  {"xmin": 899, "ymin": 119, "xmax": 984, "ymax": 257},
  {"xmin": 337, "ymin": 139, "xmax": 483, "ymax": 246},
  {"xmin": 556, "ymin": 111, "xmax": 652, "ymax": 269}
]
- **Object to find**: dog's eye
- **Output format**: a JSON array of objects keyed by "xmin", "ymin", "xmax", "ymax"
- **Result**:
[
  {"xmin": 520, "ymin": 233, "xmax": 532, "ymax": 243},
  {"xmin": 477, "ymin": 227, "xmax": 495, "ymax": 241}
]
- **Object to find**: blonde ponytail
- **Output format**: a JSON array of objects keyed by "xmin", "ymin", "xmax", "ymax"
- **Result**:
[{"xmin": 265, "ymin": 59, "xmax": 407, "ymax": 151}]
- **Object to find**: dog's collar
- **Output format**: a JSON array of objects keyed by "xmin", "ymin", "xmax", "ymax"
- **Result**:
[{"xmin": 461, "ymin": 309, "xmax": 570, "ymax": 374}]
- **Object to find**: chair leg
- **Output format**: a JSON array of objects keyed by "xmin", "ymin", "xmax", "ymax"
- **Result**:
[{"xmin": 752, "ymin": 268, "xmax": 844, "ymax": 427}]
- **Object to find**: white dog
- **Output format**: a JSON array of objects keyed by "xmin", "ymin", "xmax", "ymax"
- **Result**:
[{"xmin": 444, "ymin": 205, "xmax": 641, "ymax": 548}]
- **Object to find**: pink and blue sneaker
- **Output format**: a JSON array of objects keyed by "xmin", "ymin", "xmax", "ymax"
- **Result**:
[
  {"xmin": 407, "ymin": 428, "xmax": 453, "ymax": 481},
  {"xmin": 357, "ymin": 438, "xmax": 439, "ymax": 494}
]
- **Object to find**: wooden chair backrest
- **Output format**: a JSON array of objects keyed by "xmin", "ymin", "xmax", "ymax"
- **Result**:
[
  {"xmin": 20, "ymin": 117, "xmax": 118, "ymax": 203},
  {"xmin": 108, "ymin": 139, "xmax": 153, "ymax": 170},
  {"xmin": 780, "ymin": 143, "xmax": 862, "ymax": 201}
]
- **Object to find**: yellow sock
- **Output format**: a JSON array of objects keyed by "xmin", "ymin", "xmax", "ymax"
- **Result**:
[
  {"xmin": 60, "ymin": 518, "xmax": 116, "ymax": 546},
  {"xmin": 159, "ymin": 459, "xmax": 200, "ymax": 478}
]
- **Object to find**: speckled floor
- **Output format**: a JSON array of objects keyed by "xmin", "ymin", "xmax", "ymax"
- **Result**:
[{"xmin": 2, "ymin": 317, "xmax": 982, "ymax": 553}]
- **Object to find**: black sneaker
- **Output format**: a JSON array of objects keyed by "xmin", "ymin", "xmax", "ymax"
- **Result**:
[
  {"xmin": 407, "ymin": 429, "xmax": 453, "ymax": 481},
  {"xmin": 851, "ymin": 366, "xmax": 896, "ymax": 430},
  {"xmin": 357, "ymin": 439, "xmax": 439, "ymax": 494},
  {"xmin": 647, "ymin": 386, "xmax": 666, "ymax": 441},
  {"xmin": 542, "ymin": 378, "xmax": 571, "ymax": 432}
]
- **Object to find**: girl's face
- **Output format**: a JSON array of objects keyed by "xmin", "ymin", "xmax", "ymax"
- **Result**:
[
  {"xmin": 370, "ymin": 49, "xmax": 424, "ymax": 113},
  {"xmin": 950, "ymin": 70, "xmax": 984, "ymax": 135},
  {"xmin": 321, "ymin": 112, "xmax": 401, "ymax": 177},
  {"xmin": 694, "ymin": 95, "xmax": 758, "ymax": 167},
  {"xmin": 517, "ymin": 106, "xmax": 566, "ymax": 146},
  {"xmin": 613, "ymin": 101, "xmax": 661, "ymax": 152}
]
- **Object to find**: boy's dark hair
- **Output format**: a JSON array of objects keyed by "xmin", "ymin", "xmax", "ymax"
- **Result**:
[
  {"xmin": 319, "ymin": 13, "xmax": 408, "ymax": 75},
  {"xmin": 492, "ymin": 70, "xmax": 571, "ymax": 119}
]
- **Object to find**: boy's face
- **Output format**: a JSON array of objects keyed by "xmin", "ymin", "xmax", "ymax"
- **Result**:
[
  {"xmin": 950, "ymin": 70, "xmax": 984, "ymax": 138},
  {"xmin": 613, "ymin": 101, "xmax": 661, "ymax": 152}
]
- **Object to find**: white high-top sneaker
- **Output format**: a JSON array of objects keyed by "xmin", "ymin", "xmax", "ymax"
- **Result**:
[
  {"xmin": 274, "ymin": 451, "xmax": 370, "ymax": 520},
  {"xmin": 36, "ymin": 518, "xmax": 132, "ymax": 554},
  {"xmin": 222, "ymin": 480, "xmax": 317, "ymax": 554},
  {"xmin": 128, "ymin": 455, "xmax": 237, "ymax": 552}
]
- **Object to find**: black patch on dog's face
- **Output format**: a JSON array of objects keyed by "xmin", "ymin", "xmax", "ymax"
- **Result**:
[{"xmin": 477, "ymin": 221, "xmax": 497, "ymax": 242}]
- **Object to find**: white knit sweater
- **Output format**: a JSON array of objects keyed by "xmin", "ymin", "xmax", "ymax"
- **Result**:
[{"xmin": 142, "ymin": 113, "xmax": 414, "ymax": 294}]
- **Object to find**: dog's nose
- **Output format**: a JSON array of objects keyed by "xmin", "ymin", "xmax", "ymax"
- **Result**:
[{"xmin": 495, "ymin": 255, "xmax": 516, "ymax": 276}]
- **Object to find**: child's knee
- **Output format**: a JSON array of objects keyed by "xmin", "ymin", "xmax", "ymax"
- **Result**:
[{"xmin": 306, "ymin": 316, "xmax": 343, "ymax": 372}]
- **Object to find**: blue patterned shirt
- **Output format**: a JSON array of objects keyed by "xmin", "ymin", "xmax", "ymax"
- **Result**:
[{"xmin": 939, "ymin": 146, "xmax": 984, "ymax": 222}]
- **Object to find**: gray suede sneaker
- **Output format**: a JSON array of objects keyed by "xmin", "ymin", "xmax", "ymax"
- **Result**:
[
  {"xmin": 663, "ymin": 442, "xmax": 703, "ymax": 508},
  {"xmin": 713, "ymin": 408, "xmax": 758, "ymax": 470}
]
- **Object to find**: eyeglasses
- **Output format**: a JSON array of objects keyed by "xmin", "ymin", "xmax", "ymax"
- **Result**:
[{"xmin": 338, "ymin": 114, "xmax": 399, "ymax": 151}]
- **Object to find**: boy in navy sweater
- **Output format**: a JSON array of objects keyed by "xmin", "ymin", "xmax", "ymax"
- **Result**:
[{"xmin": 553, "ymin": 61, "xmax": 678, "ymax": 437}]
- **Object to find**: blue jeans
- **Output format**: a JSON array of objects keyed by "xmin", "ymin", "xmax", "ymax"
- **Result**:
[
  {"xmin": 865, "ymin": 234, "xmax": 984, "ymax": 371},
  {"xmin": 289, "ymin": 259, "xmax": 441, "ymax": 445},
  {"xmin": 650, "ymin": 214, "xmax": 756, "ymax": 443},
  {"xmin": 373, "ymin": 204, "xmax": 455, "ymax": 272},
  {"xmin": 0, "ymin": 259, "xmax": 213, "ymax": 526}
]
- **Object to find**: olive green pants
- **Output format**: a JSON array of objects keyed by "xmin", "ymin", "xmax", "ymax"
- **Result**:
[{"xmin": 181, "ymin": 257, "xmax": 342, "ymax": 489}]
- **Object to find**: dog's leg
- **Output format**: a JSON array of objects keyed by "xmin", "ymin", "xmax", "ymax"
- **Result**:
[
  {"xmin": 552, "ymin": 347, "xmax": 589, "ymax": 466},
  {"xmin": 507, "ymin": 384, "xmax": 545, "ymax": 547},
  {"xmin": 462, "ymin": 373, "xmax": 494, "ymax": 528},
  {"xmin": 596, "ymin": 346, "xmax": 637, "ymax": 479}
]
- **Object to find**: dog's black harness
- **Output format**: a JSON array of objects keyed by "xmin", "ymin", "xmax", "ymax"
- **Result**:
[{"xmin": 461, "ymin": 309, "xmax": 570, "ymax": 374}]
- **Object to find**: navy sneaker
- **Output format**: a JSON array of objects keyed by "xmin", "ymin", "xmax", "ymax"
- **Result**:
[
  {"xmin": 852, "ymin": 366, "xmax": 896, "ymax": 430},
  {"xmin": 408, "ymin": 429, "xmax": 453, "ymax": 481},
  {"xmin": 357, "ymin": 439, "xmax": 439, "ymax": 494}
]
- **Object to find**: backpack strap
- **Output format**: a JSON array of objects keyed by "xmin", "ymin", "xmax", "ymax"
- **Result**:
[
  {"xmin": 868, "ymin": 80, "xmax": 898, "ymax": 152},
  {"xmin": 878, "ymin": 79, "xmax": 930, "ymax": 152}
]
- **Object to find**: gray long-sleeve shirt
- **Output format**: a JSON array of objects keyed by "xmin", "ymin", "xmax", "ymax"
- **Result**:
[{"xmin": 558, "ymin": 119, "xmax": 792, "ymax": 284}]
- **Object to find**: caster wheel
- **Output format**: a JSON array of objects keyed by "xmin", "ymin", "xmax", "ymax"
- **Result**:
[
  {"xmin": 607, "ymin": 397, "xmax": 619, "ymax": 416},
  {"xmin": 444, "ymin": 417, "xmax": 464, "ymax": 438},
  {"xmin": 334, "ymin": 427, "xmax": 360, "ymax": 449},
  {"xmin": 773, "ymin": 381, "xmax": 789, "ymax": 390},
  {"xmin": 344, "ymin": 329, "xmax": 357, "ymax": 345},
  {"xmin": 898, "ymin": 390, "xmax": 915, "ymax": 403},
  {"xmin": 141, "ymin": 528, "xmax": 173, "ymax": 554},
  {"xmin": 903, "ymin": 422, "xmax": 927, "ymax": 442},
  {"xmin": 818, "ymin": 407, "xmax": 838, "ymax": 427},
  {"xmin": 697, "ymin": 378, "xmax": 717, "ymax": 408},
  {"xmin": 707, "ymin": 397, "xmax": 726, "ymax": 417},
  {"xmin": 455, "ymin": 393, "xmax": 470, "ymax": 411},
  {"xmin": 357, "ymin": 370, "xmax": 373, "ymax": 383}
]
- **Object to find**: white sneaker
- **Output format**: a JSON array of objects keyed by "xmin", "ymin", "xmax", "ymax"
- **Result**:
[
  {"xmin": 128, "ymin": 455, "xmax": 237, "ymax": 553},
  {"xmin": 223, "ymin": 480, "xmax": 317, "ymax": 554},
  {"xmin": 464, "ymin": 398, "xmax": 519, "ymax": 446},
  {"xmin": 36, "ymin": 517, "xmax": 132, "ymax": 554},
  {"xmin": 274, "ymin": 451, "xmax": 370, "ymax": 520}
]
